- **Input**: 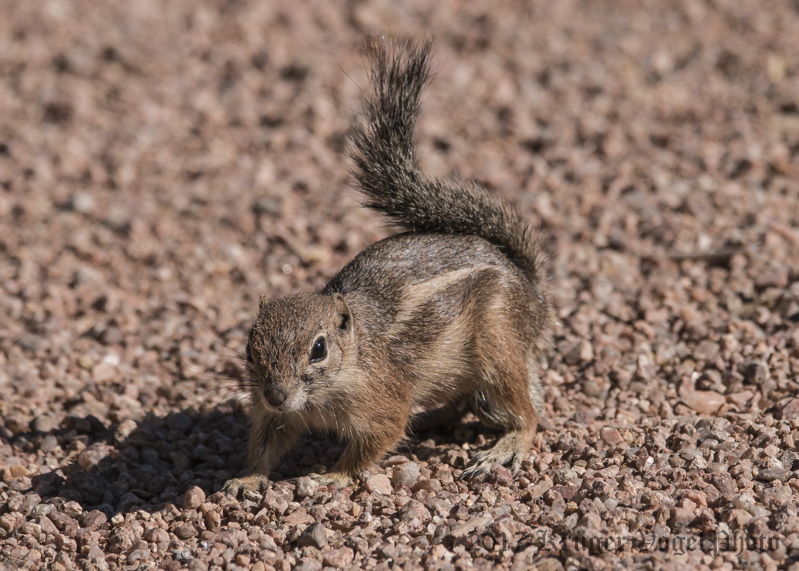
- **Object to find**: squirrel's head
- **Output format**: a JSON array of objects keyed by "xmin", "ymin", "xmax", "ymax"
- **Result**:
[{"xmin": 245, "ymin": 292, "xmax": 355, "ymax": 413}]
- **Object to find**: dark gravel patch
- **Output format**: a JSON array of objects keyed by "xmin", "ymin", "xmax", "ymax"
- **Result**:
[{"xmin": 2, "ymin": 0, "xmax": 799, "ymax": 569}]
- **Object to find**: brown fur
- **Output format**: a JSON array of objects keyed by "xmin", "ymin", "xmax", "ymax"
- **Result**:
[{"xmin": 223, "ymin": 37, "xmax": 553, "ymax": 496}]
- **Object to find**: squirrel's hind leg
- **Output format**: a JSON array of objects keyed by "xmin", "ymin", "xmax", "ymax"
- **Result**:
[{"xmin": 461, "ymin": 322, "xmax": 541, "ymax": 479}]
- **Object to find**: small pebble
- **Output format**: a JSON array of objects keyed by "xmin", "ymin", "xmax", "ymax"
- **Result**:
[
  {"xmin": 391, "ymin": 462, "xmax": 421, "ymax": 488},
  {"xmin": 322, "ymin": 547, "xmax": 354, "ymax": 568},
  {"xmin": 295, "ymin": 477, "xmax": 319, "ymax": 499},
  {"xmin": 297, "ymin": 522, "xmax": 328, "ymax": 549},
  {"xmin": 365, "ymin": 474, "xmax": 392, "ymax": 495},
  {"xmin": 183, "ymin": 486, "xmax": 206, "ymax": 509},
  {"xmin": 31, "ymin": 415, "xmax": 58, "ymax": 433}
]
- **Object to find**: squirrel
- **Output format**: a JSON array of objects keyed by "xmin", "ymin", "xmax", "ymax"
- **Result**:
[{"xmin": 224, "ymin": 36, "xmax": 552, "ymax": 495}]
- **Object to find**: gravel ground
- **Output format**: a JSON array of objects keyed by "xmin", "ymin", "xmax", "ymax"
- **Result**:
[{"xmin": 2, "ymin": 1, "xmax": 799, "ymax": 569}]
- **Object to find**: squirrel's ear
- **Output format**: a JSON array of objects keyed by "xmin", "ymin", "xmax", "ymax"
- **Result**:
[
  {"xmin": 258, "ymin": 294, "xmax": 269, "ymax": 313},
  {"xmin": 333, "ymin": 294, "xmax": 353, "ymax": 333}
]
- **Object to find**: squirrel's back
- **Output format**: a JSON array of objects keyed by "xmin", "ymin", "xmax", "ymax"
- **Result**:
[{"xmin": 349, "ymin": 37, "xmax": 547, "ymax": 303}]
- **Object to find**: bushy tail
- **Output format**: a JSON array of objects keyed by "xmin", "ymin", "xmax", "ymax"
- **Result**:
[{"xmin": 350, "ymin": 36, "xmax": 546, "ymax": 289}]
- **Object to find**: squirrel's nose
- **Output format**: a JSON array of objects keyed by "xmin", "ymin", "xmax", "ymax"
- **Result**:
[{"xmin": 263, "ymin": 386, "xmax": 287, "ymax": 407}]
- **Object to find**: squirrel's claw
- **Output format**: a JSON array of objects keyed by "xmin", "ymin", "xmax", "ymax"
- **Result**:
[
  {"xmin": 461, "ymin": 437, "xmax": 525, "ymax": 480},
  {"xmin": 460, "ymin": 454, "xmax": 496, "ymax": 480}
]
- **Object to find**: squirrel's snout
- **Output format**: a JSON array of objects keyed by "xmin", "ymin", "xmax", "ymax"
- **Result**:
[{"xmin": 263, "ymin": 386, "xmax": 288, "ymax": 407}]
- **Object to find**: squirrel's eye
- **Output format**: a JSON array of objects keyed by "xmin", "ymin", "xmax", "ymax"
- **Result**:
[
  {"xmin": 245, "ymin": 344, "xmax": 254, "ymax": 364},
  {"xmin": 309, "ymin": 337, "xmax": 327, "ymax": 363}
]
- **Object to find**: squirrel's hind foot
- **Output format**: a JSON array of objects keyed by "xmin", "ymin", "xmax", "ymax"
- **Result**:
[{"xmin": 460, "ymin": 431, "xmax": 530, "ymax": 479}]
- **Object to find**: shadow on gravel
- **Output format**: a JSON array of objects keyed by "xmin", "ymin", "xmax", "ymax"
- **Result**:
[
  {"xmin": 24, "ymin": 406, "xmax": 342, "ymax": 517},
  {"xmin": 23, "ymin": 404, "xmax": 489, "ymax": 517},
  {"xmin": 26, "ymin": 407, "xmax": 246, "ymax": 516}
]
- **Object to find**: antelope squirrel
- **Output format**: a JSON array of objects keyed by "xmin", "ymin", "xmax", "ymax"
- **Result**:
[{"xmin": 224, "ymin": 37, "xmax": 552, "ymax": 495}]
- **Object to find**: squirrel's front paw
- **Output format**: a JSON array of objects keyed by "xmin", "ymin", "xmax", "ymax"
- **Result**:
[
  {"xmin": 223, "ymin": 475, "xmax": 270, "ymax": 498},
  {"xmin": 308, "ymin": 471, "xmax": 352, "ymax": 489}
]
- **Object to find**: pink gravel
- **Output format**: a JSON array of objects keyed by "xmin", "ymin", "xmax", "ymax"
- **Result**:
[{"xmin": 2, "ymin": 0, "xmax": 799, "ymax": 569}]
